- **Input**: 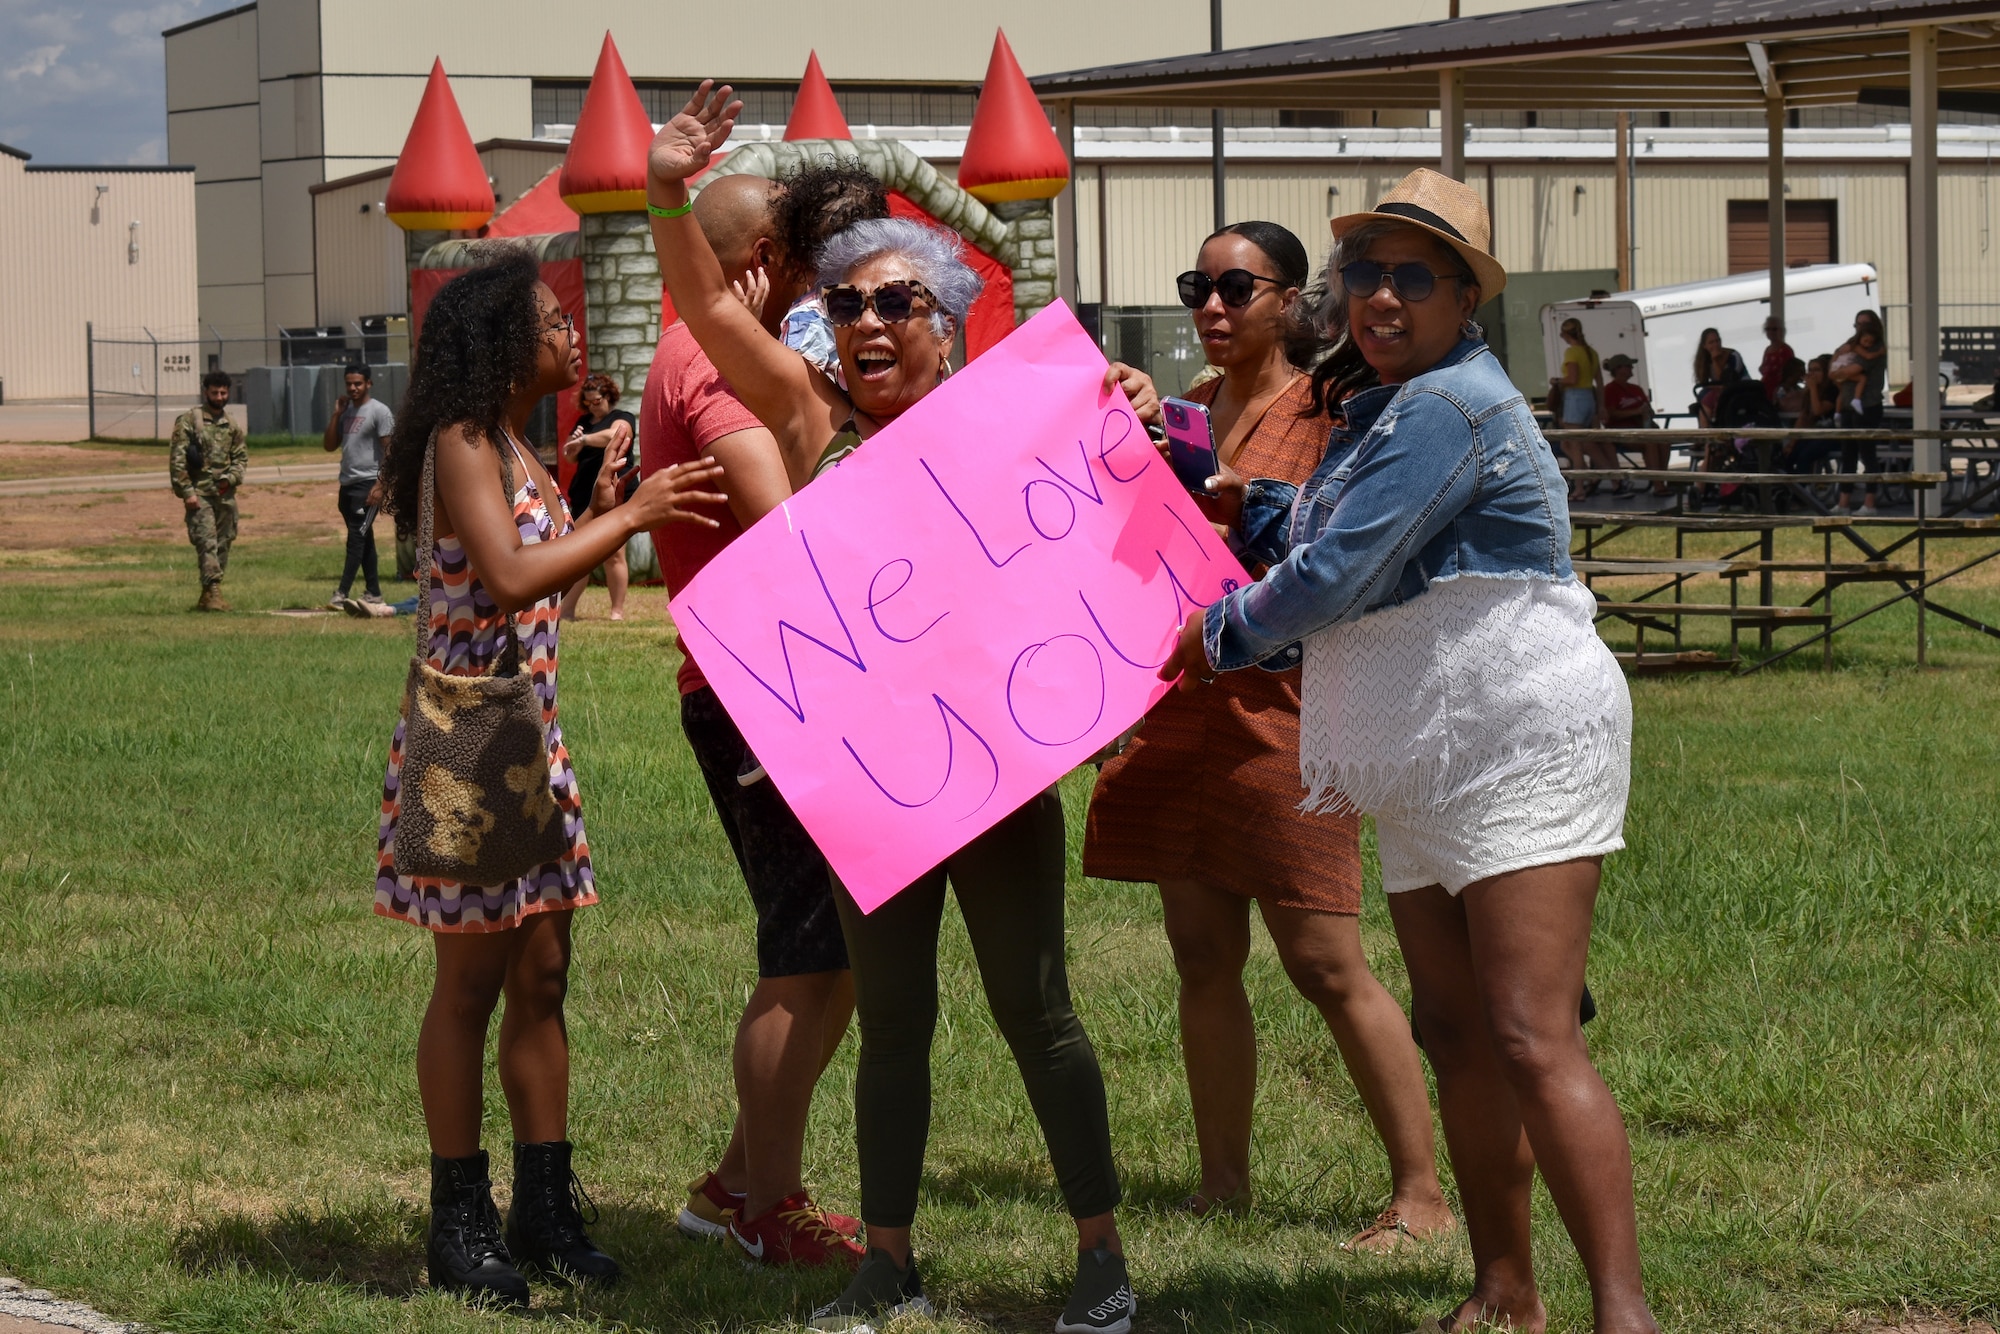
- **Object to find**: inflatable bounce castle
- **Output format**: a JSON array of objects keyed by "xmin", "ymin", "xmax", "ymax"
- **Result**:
[{"xmin": 389, "ymin": 30, "xmax": 1071, "ymax": 456}]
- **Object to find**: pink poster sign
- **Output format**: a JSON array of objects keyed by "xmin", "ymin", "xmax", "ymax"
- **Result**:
[{"xmin": 669, "ymin": 301, "xmax": 1251, "ymax": 911}]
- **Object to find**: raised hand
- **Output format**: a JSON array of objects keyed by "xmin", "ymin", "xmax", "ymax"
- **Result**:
[
  {"xmin": 647, "ymin": 80, "xmax": 742, "ymax": 186},
  {"xmin": 1103, "ymin": 360, "xmax": 1161, "ymax": 427},
  {"xmin": 730, "ymin": 266, "xmax": 771, "ymax": 321},
  {"xmin": 625, "ymin": 460, "xmax": 729, "ymax": 531}
]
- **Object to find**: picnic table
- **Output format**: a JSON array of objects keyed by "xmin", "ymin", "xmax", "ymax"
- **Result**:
[{"xmin": 1569, "ymin": 469, "xmax": 2000, "ymax": 671}]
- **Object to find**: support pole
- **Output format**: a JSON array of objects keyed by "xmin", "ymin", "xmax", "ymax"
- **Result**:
[
  {"xmin": 150, "ymin": 327, "xmax": 160, "ymax": 441},
  {"xmin": 1439, "ymin": 68, "xmax": 1466, "ymax": 181},
  {"xmin": 1910, "ymin": 24, "xmax": 1942, "ymax": 466},
  {"xmin": 1767, "ymin": 93, "xmax": 1787, "ymax": 331},
  {"xmin": 86, "ymin": 320, "xmax": 95, "ymax": 440},
  {"xmin": 1614, "ymin": 112, "xmax": 1631, "ymax": 290},
  {"xmin": 1052, "ymin": 98, "xmax": 1078, "ymax": 309},
  {"xmin": 1210, "ymin": 0, "xmax": 1226, "ymax": 230}
]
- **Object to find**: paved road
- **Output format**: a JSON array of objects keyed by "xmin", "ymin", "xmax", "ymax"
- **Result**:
[{"xmin": 0, "ymin": 461, "xmax": 339, "ymax": 498}]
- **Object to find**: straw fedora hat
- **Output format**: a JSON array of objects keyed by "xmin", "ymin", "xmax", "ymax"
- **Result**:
[{"xmin": 1331, "ymin": 167, "xmax": 1507, "ymax": 300}]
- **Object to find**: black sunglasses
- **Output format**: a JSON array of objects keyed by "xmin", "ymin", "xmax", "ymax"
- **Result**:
[
  {"xmin": 1338, "ymin": 260, "xmax": 1467, "ymax": 303},
  {"xmin": 822, "ymin": 280, "xmax": 939, "ymax": 327},
  {"xmin": 1176, "ymin": 268, "xmax": 1286, "ymax": 310}
]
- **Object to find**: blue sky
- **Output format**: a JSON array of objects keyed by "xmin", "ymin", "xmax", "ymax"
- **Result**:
[{"xmin": 0, "ymin": 0, "xmax": 240, "ymax": 164}]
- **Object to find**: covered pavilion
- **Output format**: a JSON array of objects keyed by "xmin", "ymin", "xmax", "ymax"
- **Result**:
[{"xmin": 1033, "ymin": 0, "xmax": 2000, "ymax": 470}]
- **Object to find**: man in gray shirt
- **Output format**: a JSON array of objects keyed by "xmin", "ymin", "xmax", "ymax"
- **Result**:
[{"xmin": 322, "ymin": 364, "xmax": 395, "ymax": 607}]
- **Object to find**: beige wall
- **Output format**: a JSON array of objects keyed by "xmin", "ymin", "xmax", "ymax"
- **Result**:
[
  {"xmin": 0, "ymin": 158, "xmax": 200, "ymax": 399},
  {"xmin": 321, "ymin": 75, "xmax": 534, "ymax": 163},
  {"xmin": 312, "ymin": 0, "xmax": 1505, "ymax": 82},
  {"xmin": 313, "ymin": 174, "xmax": 406, "ymax": 327}
]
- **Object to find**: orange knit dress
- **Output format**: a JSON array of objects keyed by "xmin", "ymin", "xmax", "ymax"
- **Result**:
[{"xmin": 1083, "ymin": 376, "xmax": 1362, "ymax": 914}]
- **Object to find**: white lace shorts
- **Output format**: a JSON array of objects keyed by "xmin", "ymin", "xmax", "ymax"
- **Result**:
[{"xmin": 1373, "ymin": 747, "xmax": 1630, "ymax": 895}]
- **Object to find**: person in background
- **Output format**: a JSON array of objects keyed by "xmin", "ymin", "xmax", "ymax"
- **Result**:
[
  {"xmin": 558, "ymin": 373, "xmax": 636, "ymax": 621},
  {"xmin": 1758, "ymin": 316, "xmax": 1794, "ymax": 401},
  {"xmin": 639, "ymin": 166, "xmax": 886, "ymax": 1271},
  {"xmin": 651, "ymin": 84, "xmax": 1156, "ymax": 1334},
  {"xmin": 1601, "ymin": 354, "xmax": 1668, "ymax": 497},
  {"xmin": 1831, "ymin": 311, "xmax": 1889, "ymax": 516},
  {"xmin": 1085, "ymin": 220, "xmax": 1453, "ymax": 1253},
  {"xmin": 322, "ymin": 363, "xmax": 394, "ymax": 611},
  {"xmin": 170, "ymin": 370, "xmax": 249, "ymax": 613},
  {"xmin": 1161, "ymin": 168, "xmax": 1655, "ymax": 1334},
  {"xmin": 1556, "ymin": 317, "xmax": 1615, "ymax": 501},
  {"xmin": 375, "ymin": 248, "xmax": 726, "ymax": 1306},
  {"xmin": 1784, "ymin": 354, "xmax": 1841, "ymax": 479},
  {"xmin": 1692, "ymin": 326, "xmax": 1748, "ymax": 429}
]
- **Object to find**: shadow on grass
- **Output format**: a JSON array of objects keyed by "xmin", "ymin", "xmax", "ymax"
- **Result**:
[
  {"xmin": 172, "ymin": 1199, "xmax": 425, "ymax": 1296},
  {"xmin": 917, "ymin": 1158, "xmax": 1383, "ymax": 1235}
]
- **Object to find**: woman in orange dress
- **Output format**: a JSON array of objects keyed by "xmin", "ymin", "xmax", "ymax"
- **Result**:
[{"xmin": 1084, "ymin": 222, "xmax": 1452, "ymax": 1249}]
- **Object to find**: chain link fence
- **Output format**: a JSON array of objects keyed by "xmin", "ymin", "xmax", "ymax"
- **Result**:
[{"xmin": 87, "ymin": 319, "xmax": 412, "ymax": 441}]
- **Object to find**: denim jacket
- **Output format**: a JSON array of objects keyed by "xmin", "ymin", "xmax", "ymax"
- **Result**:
[{"xmin": 1205, "ymin": 338, "xmax": 1573, "ymax": 672}]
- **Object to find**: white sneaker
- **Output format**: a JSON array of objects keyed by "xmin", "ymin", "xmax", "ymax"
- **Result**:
[
  {"xmin": 1858, "ymin": 504, "xmax": 1879, "ymax": 517},
  {"xmin": 1833, "ymin": 504, "xmax": 1852, "ymax": 516},
  {"xmin": 327, "ymin": 591, "xmax": 349, "ymax": 609}
]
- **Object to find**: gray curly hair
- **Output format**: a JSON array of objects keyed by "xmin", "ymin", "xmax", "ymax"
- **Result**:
[{"xmin": 815, "ymin": 217, "xmax": 984, "ymax": 338}]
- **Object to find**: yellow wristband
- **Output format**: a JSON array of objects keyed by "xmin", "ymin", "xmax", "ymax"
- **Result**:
[{"xmin": 647, "ymin": 199, "xmax": 694, "ymax": 219}]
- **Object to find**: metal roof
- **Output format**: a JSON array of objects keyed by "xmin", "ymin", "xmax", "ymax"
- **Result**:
[{"xmin": 1031, "ymin": 0, "xmax": 2000, "ymax": 111}]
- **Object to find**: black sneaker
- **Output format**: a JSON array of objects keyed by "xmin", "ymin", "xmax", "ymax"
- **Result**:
[
  {"xmin": 1056, "ymin": 1248, "xmax": 1135, "ymax": 1334},
  {"xmin": 504, "ymin": 1140, "xmax": 621, "ymax": 1287},
  {"xmin": 427, "ymin": 1151, "xmax": 530, "ymax": 1307},
  {"xmin": 809, "ymin": 1247, "xmax": 935, "ymax": 1332}
]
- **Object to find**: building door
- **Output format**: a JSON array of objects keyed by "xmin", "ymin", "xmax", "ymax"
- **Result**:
[{"xmin": 1726, "ymin": 200, "xmax": 1838, "ymax": 273}]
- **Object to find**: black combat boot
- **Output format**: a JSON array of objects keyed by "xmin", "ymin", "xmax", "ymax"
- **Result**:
[
  {"xmin": 505, "ymin": 1140, "xmax": 621, "ymax": 1286},
  {"xmin": 428, "ymin": 1151, "xmax": 530, "ymax": 1307}
]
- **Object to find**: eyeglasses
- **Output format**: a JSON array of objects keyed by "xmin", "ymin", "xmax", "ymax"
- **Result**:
[
  {"xmin": 1176, "ymin": 268, "xmax": 1286, "ymax": 310},
  {"xmin": 822, "ymin": 280, "xmax": 939, "ymax": 327},
  {"xmin": 1338, "ymin": 260, "xmax": 1466, "ymax": 303},
  {"xmin": 541, "ymin": 311, "xmax": 575, "ymax": 340}
]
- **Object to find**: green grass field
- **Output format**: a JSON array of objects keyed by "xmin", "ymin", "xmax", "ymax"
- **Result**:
[{"xmin": 1, "ymin": 524, "xmax": 1997, "ymax": 1333}]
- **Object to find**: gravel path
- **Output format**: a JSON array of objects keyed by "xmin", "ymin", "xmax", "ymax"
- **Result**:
[{"xmin": 0, "ymin": 1278, "xmax": 145, "ymax": 1334}]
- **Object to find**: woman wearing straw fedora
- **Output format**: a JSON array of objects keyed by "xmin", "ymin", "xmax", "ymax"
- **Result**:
[{"xmin": 1160, "ymin": 169, "xmax": 1655, "ymax": 1333}]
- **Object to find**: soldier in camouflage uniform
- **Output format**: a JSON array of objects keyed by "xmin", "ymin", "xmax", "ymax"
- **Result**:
[{"xmin": 170, "ymin": 370, "xmax": 250, "ymax": 611}]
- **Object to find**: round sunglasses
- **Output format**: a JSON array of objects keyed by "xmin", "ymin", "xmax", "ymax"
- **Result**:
[
  {"xmin": 1176, "ymin": 268, "xmax": 1287, "ymax": 310},
  {"xmin": 822, "ymin": 280, "xmax": 940, "ymax": 327},
  {"xmin": 1338, "ymin": 260, "xmax": 1467, "ymax": 303}
]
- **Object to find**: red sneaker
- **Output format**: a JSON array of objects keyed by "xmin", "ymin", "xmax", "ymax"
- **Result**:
[
  {"xmin": 677, "ymin": 1171, "xmax": 742, "ymax": 1241},
  {"xmin": 729, "ymin": 1191, "xmax": 865, "ymax": 1269}
]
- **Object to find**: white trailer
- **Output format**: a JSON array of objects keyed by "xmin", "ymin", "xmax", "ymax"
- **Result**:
[{"xmin": 1541, "ymin": 264, "xmax": 1880, "ymax": 422}]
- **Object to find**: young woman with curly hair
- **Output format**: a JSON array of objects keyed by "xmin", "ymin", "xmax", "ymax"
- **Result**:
[{"xmin": 376, "ymin": 247, "xmax": 726, "ymax": 1305}]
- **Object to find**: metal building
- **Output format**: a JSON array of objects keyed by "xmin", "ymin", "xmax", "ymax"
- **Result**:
[{"xmin": 0, "ymin": 145, "xmax": 199, "ymax": 401}]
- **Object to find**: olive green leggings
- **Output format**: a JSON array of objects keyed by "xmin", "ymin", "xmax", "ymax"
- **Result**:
[{"xmin": 832, "ymin": 788, "xmax": 1122, "ymax": 1229}]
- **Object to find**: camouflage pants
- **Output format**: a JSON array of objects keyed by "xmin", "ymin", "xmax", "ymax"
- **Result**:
[{"xmin": 184, "ymin": 493, "xmax": 237, "ymax": 589}]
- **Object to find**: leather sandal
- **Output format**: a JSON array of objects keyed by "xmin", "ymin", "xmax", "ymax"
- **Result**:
[{"xmin": 1343, "ymin": 1206, "xmax": 1459, "ymax": 1254}]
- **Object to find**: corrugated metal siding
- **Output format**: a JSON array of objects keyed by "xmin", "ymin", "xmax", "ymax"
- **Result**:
[
  {"xmin": 0, "ymin": 161, "xmax": 199, "ymax": 398},
  {"xmin": 1490, "ymin": 165, "xmax": 1619, "ymax": 274},
  {"xmin": 1943, "ymin": 163, "xmax": 2000, "ymax": 307},
  {"xmin": 313, "ymin": 175, "xmax": 408, "ymax": 326},
  {"xmin": 1098, "ymin": 165, "xmax": 1210, "ymax": 307}
]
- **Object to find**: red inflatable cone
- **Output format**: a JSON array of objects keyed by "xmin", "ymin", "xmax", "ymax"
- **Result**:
[
  {"xmin": 784, "ymin": 52, "xmax": 852, "ymax": 140},
  {"xmin": 560, "ymin": 33, "xmax": 655, "ymax": 214},
  {"xmin": 385, "ymin": 59, "xmax": 494, "ymax": 230},
  {"xmin": 958, "ymin": 30, "xmax": 1070, "ymax": 203}
]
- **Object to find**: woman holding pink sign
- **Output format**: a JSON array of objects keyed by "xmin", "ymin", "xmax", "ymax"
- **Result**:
[
  {"xmin": 647, "ymin": 83, "xmax": 1157, "ymax": 1334},
  {"xmin": 1160, "ymin": 170, "xmax": 1655, "ymax": 1334}
]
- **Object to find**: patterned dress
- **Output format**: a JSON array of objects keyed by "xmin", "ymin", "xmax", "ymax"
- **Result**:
[
  {"xmin": 1083, "ymin": 376, "xmax": 1363, "ymax": 914},
  {"xmin": 375, "ymin": 438, "xmax": 597, "ymax": 932}
]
